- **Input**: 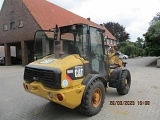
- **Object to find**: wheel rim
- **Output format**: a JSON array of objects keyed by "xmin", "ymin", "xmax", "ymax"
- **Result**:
[
  {"xmin": 124, "ymin": 78, "xmax": 130, "ymax": 89},
  {"xmin": 92, "ymin": 88, "xmax": 102, "ymax": 108}
]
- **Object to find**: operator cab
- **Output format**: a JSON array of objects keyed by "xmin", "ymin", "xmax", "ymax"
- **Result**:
[{"xmin": 34, "ymin": 24, "xmax": 107, "ymax": 76}]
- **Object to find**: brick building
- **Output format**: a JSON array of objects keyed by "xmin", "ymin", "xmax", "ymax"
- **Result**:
[{"xmin": 0, "ymin": 0, "xmax": 116, "ymax": 66}]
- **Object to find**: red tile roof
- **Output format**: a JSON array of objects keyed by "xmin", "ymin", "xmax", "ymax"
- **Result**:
[{"xmin": 23, "ymin": 0, "xmax": 116, "ymax": 40}]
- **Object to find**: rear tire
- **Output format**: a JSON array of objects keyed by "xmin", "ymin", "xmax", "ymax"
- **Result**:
[
  {"xmin": 78, "ymin": 79, "xmax": 105, "ymax": 116},
  {"xmin": 117, "ymin": 70, "xmax": 131, "ymax": 95}
]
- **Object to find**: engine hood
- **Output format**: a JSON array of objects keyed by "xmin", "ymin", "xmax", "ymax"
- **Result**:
[{"xmin": 28, "ymin": 55, "xmax": 85, "ymax": 71}]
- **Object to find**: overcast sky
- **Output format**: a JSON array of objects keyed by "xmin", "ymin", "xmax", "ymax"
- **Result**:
[{"xmin": 0, "ymin": 0, "xmax": 160, "ymax": 42}]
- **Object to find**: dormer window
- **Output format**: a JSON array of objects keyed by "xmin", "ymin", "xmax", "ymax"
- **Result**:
[{"xmin": 10, "ymin": 22, "xmax": 15, "ymax": 30}]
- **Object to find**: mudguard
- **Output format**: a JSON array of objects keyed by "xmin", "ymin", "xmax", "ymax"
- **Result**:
[{"xmin": 82, "ymin": 74, "xmax": 107, "ymax": 93}]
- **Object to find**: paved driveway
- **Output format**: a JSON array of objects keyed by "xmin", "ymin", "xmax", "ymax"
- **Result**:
[{"xmin": 0, "ymin": 57, "xmax": 160, "ymax": 120}]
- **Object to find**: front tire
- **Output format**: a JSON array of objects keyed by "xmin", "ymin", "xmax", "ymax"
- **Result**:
[
  {"xmin": 78, "ymin": 79, "xmax": 105, "ymax": 116},
  {"xmin": 117, "ymin": 69, "xmax": 131, "ymax": 95}
]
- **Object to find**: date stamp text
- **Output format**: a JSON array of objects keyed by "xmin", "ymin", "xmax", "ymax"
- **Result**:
[{"xmin": 109, "ymin": 101, "xmax": 150, "ymax": 105}]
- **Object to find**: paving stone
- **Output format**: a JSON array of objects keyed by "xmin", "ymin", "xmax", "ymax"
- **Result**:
[{"xmin": 0, "ymin": 57, "xmax": 160, "ymax": 120}]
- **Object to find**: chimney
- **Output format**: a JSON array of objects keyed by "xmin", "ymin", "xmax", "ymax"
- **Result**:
[{"xmin": 87, "ymin": 18, "xmax": 91, "ymax": 21}]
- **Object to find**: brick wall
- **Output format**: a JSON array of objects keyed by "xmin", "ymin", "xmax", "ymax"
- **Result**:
[{"xmin": 0, "ymin": 0, "xmax": 41, "ymax": 44}]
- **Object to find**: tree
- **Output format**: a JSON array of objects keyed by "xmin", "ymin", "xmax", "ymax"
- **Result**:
[
  {"xmin": 118, "ymin": 40, "xmax": 146, "ymax": 57},
  {"xmin": 103, "ymin": 22, "xmax": 130, "ymax": 42},
  {"xmin": 136, "ymin": 37, "xmax": 145, "ymax": 48},
  {"xmin": 144, "ymin": 20, "xmax": 160, "ymax": 56},
  {"xmin": 150, "ymin": 12, "xmax": 160, "ymax": 25}
]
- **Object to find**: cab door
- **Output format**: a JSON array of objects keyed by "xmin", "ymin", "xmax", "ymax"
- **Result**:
[{"xmin": 89, "ymin": 27, "xmax": 107, "ymax": 76}]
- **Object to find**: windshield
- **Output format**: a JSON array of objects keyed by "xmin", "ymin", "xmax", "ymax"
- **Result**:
[
  {"xmin": 60, "ymin": 24, "xmax": 89, "ymax": 59},
  {"xmin": 34, "ymin": 25, "xmax": 89, "ymax": 60}
]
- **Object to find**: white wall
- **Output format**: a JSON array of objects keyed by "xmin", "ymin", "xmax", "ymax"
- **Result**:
[{"xmin": 0, "ymin": 46, "xmax": 16, "ymax": 57}]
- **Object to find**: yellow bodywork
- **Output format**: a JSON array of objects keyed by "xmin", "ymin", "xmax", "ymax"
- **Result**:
[
  {"xmin": 23, "ymin": 48, "xmax": 123, "ymax": 109},
  {"xmin": 106, "ymin": 47, "xmax": 124, "ymax": 75},
  {"xmin": 108, "ymin": 47, "xmax": 123, "ymax": 67},
  {"xmin": 23, "ymin": 55, "xmax": 88, "ymax": 109},
  {"xmin": 29, "ymin": 55, "xmax": 88, "ymax": 88},
  {"xmin": 23, "ymin": 81, "xmax": 85, "ymax": 109}
]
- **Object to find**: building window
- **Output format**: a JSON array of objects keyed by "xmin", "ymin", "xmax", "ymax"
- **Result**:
[
  {"xmin": 3, "ymin": 24, "xmax": 8, "ymax": 31},
  {"xmin": 10, "ymin": 22, "xmax": 15, "ymax": 30},
  {"xmin": 107, "ymin": 40, "xmax": 109, "ymax": 45},
  {"xmin": 114, "ymin": 41, "xmax": 117, "ymax": 45},
  {"xmin": 18, "ymin": 20, "xmax": 24, "ymax": 28},
  {"xmin": 111, "ymin": 40, "xmax": 113, "ymax": 44}
]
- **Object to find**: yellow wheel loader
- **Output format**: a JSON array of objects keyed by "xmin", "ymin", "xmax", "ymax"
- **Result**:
[{"xmin": 23, "ymin": 24, "xmax": 131, "ymax": 116}]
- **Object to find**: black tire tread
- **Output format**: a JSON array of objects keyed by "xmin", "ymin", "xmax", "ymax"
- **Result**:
[
  {"xmin": 78, "ymin": 79, "xmax": 105, "ymax": 116},
  {"xmin": 117, "ymin": 69, "xmax": 131, "ymax": 95}
]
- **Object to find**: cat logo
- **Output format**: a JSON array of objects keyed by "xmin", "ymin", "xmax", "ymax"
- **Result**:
[{"xmin": 75, "ymin": 66, "xmax": 83, "ymax": 78}]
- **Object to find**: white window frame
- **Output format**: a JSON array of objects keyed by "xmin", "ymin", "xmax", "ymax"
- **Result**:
[
  {"xmin": 18, "ymin": 20, "xmax": 24, "ymax": 28},
  {"xmin": 3, "ymin": 24, "xmax": 8, "ymax": 31}
]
